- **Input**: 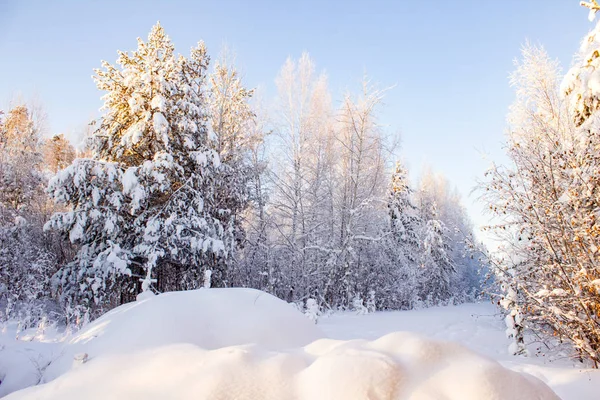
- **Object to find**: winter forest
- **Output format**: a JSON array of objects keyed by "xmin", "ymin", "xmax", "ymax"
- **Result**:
[
  {"xmin": 3, "ymin": 1, "xmax": 600, "ymax": 399},
  {"xmin": 0, "ymin": 21, "xmax": 486, "ymax": 327}
]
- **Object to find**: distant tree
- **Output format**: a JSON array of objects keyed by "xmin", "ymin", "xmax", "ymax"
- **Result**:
[
  {"xmin": 207, "ymin": 54, "xmax": 257, "ymax": 285},
  {"xmin": 0, "ymin": 105, "xmax": 45, "ymax": 211},
  {"xmin": 43, "ymin": 134, "xmax": 76, "ymax": 173},
  {"xmin": 388, "ymin": 161, "xmax": 420, "ymax": 261},
  {"xmin": 236, "ymin": 98, "xmax": 272, "ymax": 291},
  {"xmin": 324, "ymin": 78, "xmax": 389, "ymax": 308},
  {"xmin": 384, "ymin": 161, "xmax": 421, "ymax": 308},
  {"xmin": 420, "ymin": 202, "xmax": 455, "ymax": 305},
  {"xmin": 0, "ymin": 105, "xmax": 60, "ymax": 328},
  {"xmin": 269, "ymin": 53, "xmax": 336, "ymax": 304}
]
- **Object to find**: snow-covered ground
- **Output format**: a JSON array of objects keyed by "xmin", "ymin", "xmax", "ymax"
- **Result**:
[
  {"xmin": 319, "ymin": 303, "xmax": 600, "ymax": 400},
  {"xmin": 0, "ymin": 289, "xmax": 597, "ymax": 399}
]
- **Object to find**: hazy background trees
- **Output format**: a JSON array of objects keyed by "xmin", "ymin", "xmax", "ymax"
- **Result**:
[
  {"xmin": 239, "ymin": 53, "xmax": 483, "ymax": 311},
  {"xmin": 0, "ymin": 104, "xmax": 74, "ymax": 329}
]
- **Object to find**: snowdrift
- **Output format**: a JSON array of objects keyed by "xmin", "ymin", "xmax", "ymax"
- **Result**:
[
  {"xmin": 40, "ymin": 288, "xmax": 324, "ymax": 382},
  {"xmin": 6, "ymin": 332, "xmax": 559, "ymax": 400},
  {"xmin": 2, "ymin": 289, "xmax": 560, "ymax": 399},
  {"xmin": 0, "ymin": 288, "xmax": 323, "ymax": 396}
]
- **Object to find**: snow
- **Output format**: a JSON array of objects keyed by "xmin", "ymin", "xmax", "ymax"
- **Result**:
[
  {"xmin": 122, "ymin": 167, "xmax": 147, "ymax": 213},
  {"xmin": 587, "ymin": 2, "xmax": 599, "ymax": 22},
  {"xmin": 0, "ymin": 324, "xmax": 63, "ymax": 397},
  {"xmin": 319, "ymin": 303, "xmax": 600, "ymax": 400},
  {"xmin": 5, "ymin": 333, "xmax": 558, "ymax": 400},
  {"xmin": 2, "ymin": 293, "xmax": 598, "ymax": 399},
  {"xmin": 304, "ymin": 298, "xmax": 319, "ymax": 323},
  {"xmin": 203, "ymin": 269, "xmax": 212, "ymax": 288},
  {"xmin": 23, "ymin": 288, "xmax": 323, "ymax": 384},
  {"xmin": 122, "ymin": 121, "xmax": 144, "ymax": 145},
  {"xmin": 150, "ymin": 95, "xmax": 167, "ymax": 112},
  {"xmin": 152, "ymin": 112, "xmax": 169, "ymax": 144},
  {"xmin": 121, "ymin": 167, "xmax": 138, "ymax": 194}
]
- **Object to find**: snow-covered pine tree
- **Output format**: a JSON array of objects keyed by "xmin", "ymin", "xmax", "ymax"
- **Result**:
[
  {"xmin": 385, "ymin": 160, "xmax": 421, "ymax": 308},
  {"xmin": 416, "ymin": 168, "xmax": 482, "ymax": 303},
  {"xmin": 420, "ymin": 202, "xmax": 456, "ymax": 305},
  {"xmin": 388, "ymin": 161, "xmax": 420, "ymax": 259},
  {"xmin": 46, "ymin": 23, "xmax": 236, "ymax": 319}
]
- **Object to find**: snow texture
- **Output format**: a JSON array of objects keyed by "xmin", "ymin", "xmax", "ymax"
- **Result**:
[
  {"xmin": 1, "ymin": 291, "xmax": 575, "ymax": 400},
  {"xmin": 6, "ymin": 333, "xmax": 559, "ymax": 400},
  {"xmin": 37, "ymin": 288, "xmax": 323, "ymax": 383},
  {"xmin": 320, "ymin": 303, "xmax": 599, "ymax": 400}
]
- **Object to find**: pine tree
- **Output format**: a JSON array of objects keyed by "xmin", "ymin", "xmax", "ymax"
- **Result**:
[
  {"xmin": 388, "ymin": 161, "xmax": 420, "ymax": 261},
  {"xmin": 420, "ymin": 203, "xmax": 455, "ymax": 305},
  {"xmin": 46, "ymin": 23, "xmax": 237, "ymax": 319},
  {"xmin": 383, "ymin": 161, "xmax": 421, "ymax": 308}
]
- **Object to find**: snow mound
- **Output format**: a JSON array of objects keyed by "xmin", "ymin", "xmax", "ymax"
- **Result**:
[
  {"xmin": 41, "ymin": 288, "xmax": 324, "ymax": 382},
  {"xmin": 6, "ymin": 331, "xmax": 559, "ymax": 400}
]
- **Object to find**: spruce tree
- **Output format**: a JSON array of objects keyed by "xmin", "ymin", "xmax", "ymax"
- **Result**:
[
  {"xmin": 388, "ymin": 161, "xmax": 420, "ymax": 261},
  {"xmin": 420, "ymin": 203, "xmax": 455, "ymax": 305},
  {"xmin": 385, "ymin": 161, "xmax": 421, "ymax": 308}
]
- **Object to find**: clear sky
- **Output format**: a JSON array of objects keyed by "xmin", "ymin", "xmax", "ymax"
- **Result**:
[{"xmin": 0, "ymin": 0, "xmax": 594, "ymax": 237}]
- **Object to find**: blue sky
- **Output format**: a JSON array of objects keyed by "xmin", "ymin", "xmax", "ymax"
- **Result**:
[{"xmin": 0, "ymin": 0, "xmax": 594, "ymax": 235}]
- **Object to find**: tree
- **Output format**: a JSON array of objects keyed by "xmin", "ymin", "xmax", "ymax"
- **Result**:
[
  {"xmin": 0, "ymin": 105, "xmax": 45, "ymax": 211},
  {"xmin": 46, "ymin": 23, "xmax": 241, "ymax": 320},
  {"xmin": 236, "ymin": 97, "xmax": 273, "ymax": 292},
  {"xmin": 484, "ymin": 40, "xmax": 600, "ymax": 364},
  {"xmin": 416, "ymin": 168, "xmax": 482, "ymax": 302},
  {"xmin": 43, "ymin": 134, "xmax": 76, "ymax": 174},
  {"xmin": 324, "ymin": 78, "xmax": 390, "ymax": 308},
  {"xmin": 384, "ymin": 161, "xmax": 421, "ymax": 308},
  {"xmin": 388, "ymin": 161, "xmax": 420, "ymax": 261},
  {"xmin": 420, "ymin": 202, "xmax": 455, "ymax": 305},
  {"xmin": 269, "ymin": 53, "xmax": 336, "ymax": 304},
  {"xmin": 207, "ymin": 53, "xmax": 257, "ymax": 284}
]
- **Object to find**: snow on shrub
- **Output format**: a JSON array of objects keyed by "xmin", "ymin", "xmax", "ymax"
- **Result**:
[{"xmin": 304, "ymin": 298, "xmax": 320, "ymax": 323}]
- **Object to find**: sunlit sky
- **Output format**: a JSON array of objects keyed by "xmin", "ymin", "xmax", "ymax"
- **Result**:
[{"xmin": 0, "ymin": 0, "xmax": 594, "ymax": 239}]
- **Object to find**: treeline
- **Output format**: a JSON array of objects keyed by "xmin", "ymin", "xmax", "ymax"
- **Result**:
[{"xmin": 0, "ymin": 23, "xmax": 485, "ymax": 329}]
